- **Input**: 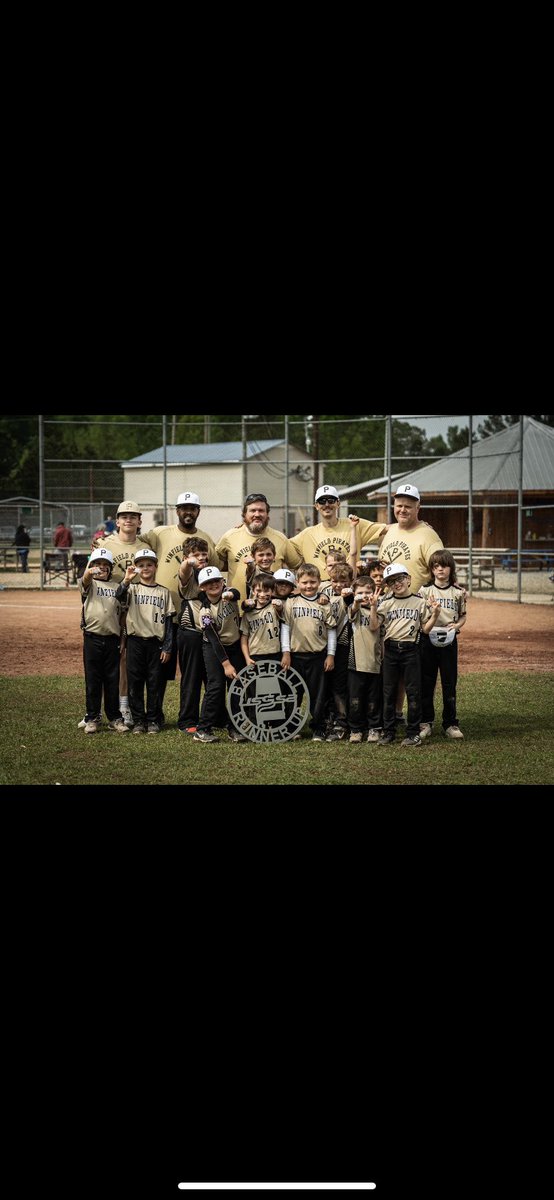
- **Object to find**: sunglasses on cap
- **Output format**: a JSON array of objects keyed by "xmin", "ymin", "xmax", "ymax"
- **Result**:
[{"xmin": 244, "ymin": 494, "xmax": 268, "ymax": 504}]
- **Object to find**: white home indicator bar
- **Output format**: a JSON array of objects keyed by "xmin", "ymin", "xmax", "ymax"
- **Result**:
[{"xmin": 178, "ymin": 1187, "xmax": 376, "ymax": 1192}]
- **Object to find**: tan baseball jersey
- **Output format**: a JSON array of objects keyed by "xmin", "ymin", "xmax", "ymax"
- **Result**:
[
  {"xmin": 177, "ymin": 573, "xmax": 203, "ymax": 633},
  {"xmin": 329, "ymin": 593, "xmax": 353, "ymax": 645},
  {"xmin": 202, "ymin": 594, "xmax": 241, "ymax": 646},
  {"xmin": 290, "ymin": 517, "xmax": 387, "ymax": 580},
  {"xmin": 96, "ymin": 533, "xmax": 152, "ymax": 583},
  {"xmin": 348, "ymin": 606, "xmax": 382, "ymax": 674},
  {"xmin": 282, "ymin": 593, "xmax": 337, "ymax": 654},
  {"xmin": 240, "ymin": 602, "xmax": 282, "ymax": 656},
  {"xmin": 215, "ymin": 524, "xmax": 302, "ymax": 606},
  {"xmin": 378, "ymin": 522, "xmax": 444, "ymax": 594},
  {"xmin": 79, "ymin": 578, "xmax": 123, "ymax": 636},
  {"xmin": 142, "ymin": 524, "xmax": 219, "ymax": 617},
  {"xmin": 118, "ymin": 581, "xmax": 176, "ymax": 642},
  {"xmin": 418, "ymin": 582, "xmax": 466, "ymax": 627},
  {"xmin": 374, "ymin": 594, "xmax": 435, "ymax": 644}
]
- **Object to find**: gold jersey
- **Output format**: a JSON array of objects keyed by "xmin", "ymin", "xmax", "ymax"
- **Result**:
[
  {"xmin": 240, "ymin": 602, "xmax": 282, "ymax": 656},
  {"xmin": 95, "ymin": 533, "xmax": 152, "ymax": 583},
  {"xmin": 290, "ymin": 517, "xmax": 387, "ymax": 580},
  {"xmin": 378, "ymin": 522, "xmax": 444, "ymax": 594},
  {"xmin": 79, "ymin": 578, "xmax": 123, "ymax": 636},
  {"xmin": 142, "ymin": 524, "xmax": 219, "ymax": 618},
  {"xmin": 120, "ymin": 582, "xmax": 176, "ymax": 642},
  {"xmin": 348, "ymin": 606, "xmax": 382, "ymax": 674},
  {"xmin": 215, "ymin": 524, "xmax": 302, "ymax": 606},
  {"xmin": 375, "ymin": 593, "xmax": 435, "ymax": 644},
  {"xmin": 282, "ymin": 593, "xmax": 337, "ymax": 654},
  {"xmin": 418, "ymin": 582, "xmax": 466, "ymax": 627}
]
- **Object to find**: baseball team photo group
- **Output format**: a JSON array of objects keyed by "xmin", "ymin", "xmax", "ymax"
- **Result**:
[{"xmin": 1, "ymin": 412, "xmax": 553, "ymax": 788}]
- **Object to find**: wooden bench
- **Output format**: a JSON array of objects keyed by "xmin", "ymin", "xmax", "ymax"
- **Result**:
[
  {"xmin": 454, "ymin": 554, "xmax": 495, "ymax": 590},
  {"xmin": 0, "ymin": 546, "xmax": 19, "ymax": 568}
]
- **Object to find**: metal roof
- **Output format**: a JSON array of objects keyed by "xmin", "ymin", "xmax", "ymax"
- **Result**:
[
  {"xmin": 121, "ymin": 440, "xmax": 287, "ymax": 467},
  {"xmin": 337, "ymin": 473, "xmax": 406, "ymax": 499},
  {"xmin": 367, "ymin": 418, "xmax": 554, "ymax": 496}
]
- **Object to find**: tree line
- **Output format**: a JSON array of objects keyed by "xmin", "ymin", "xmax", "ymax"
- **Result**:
[{"xmin": 1, "ymin": 413, "xmax": 551, "ymax": 501}]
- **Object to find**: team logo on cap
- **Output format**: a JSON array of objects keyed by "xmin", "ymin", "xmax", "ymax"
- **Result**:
[{"xmin": 227, "ymin": 662, "xmax": 309, "ymax": 743}]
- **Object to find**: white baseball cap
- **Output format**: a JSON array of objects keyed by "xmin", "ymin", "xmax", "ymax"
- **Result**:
[
  {"xmin": 176, "ymin": 492, "xmax": 201, "ymax": 507},
  {"xmin": 134, "ymin": 548, "xmax": 158, "ymax": 562},
  {"xmin": 383, "ymin": 562, "xmax": 410, "ymax": 581},
  {"xmin": 198, "ymin": 566, "xmax": 223, "ymax": 585},
  {"xmin": 429, "ymin": 626, "xmax": 456, "ymax": 648},
  {"xmin": 117, "ymin": 500, "xmax": 142, "ymax": 515},
  {"xmin": 315, "ymin": 485, "xmax": 339, "ymax": 502},
  {"xmin": 273, "ymin": 568, "xmax": 296, "ymax": 584},
  {"xmin": 395, "ymin": 484, "xmax": 421, "ymax": 501},
  {"xmin": 89, "ymin": 548, "xmax": 114, "ymax": 565}
]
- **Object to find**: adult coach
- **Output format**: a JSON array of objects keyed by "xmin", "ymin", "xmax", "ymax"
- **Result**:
[
  {"xmin": 379, "ymin": 483, "xmax": 444, "ymax": 593},
  {"xmin": 378, "ymin": 482, "xmax": 444, "ymax": 726},
  {"xmin": 289, "ymin": 484, "xmax": 389, "ymax": 580},
  {"xmin": 215, "ymin": 492, "xmax": 302, "ymax": 606},
  {"xmin": 140, "ymin": 492, "xmax": 220, "ymax": 726}
]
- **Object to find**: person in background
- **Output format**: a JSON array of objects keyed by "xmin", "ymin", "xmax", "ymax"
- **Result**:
[
  {"xmin": 104, "ymin": 515, "xmax": 116, "ymax": 533},
  {"xmin": 53, "ymin": 521, "xmax": 73, "ymax": 571},
  {"xmin": 13, "ymin": 524, "xmax": 31, "ymax": 572}
]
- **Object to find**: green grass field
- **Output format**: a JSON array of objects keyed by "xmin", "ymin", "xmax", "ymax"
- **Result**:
[{"xmin": 1, "ymin": 672, "xmax": 553, "ymax": 787}]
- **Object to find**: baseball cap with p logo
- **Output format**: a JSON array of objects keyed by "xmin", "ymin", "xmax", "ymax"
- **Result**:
[
  {"xmin": 198, "ymin": 567, "xmax": 223, "ymax": 586},
  {"xmin": 176, "ymin": 492, "xmax": 201, "ymax": 507},
  {"xmin": 315, "ymin": 485, "xmax": 339, "ymax": 502},
  {"xmin": 395, "ymin": 484, "xmax": 421, "ymax": 501}
]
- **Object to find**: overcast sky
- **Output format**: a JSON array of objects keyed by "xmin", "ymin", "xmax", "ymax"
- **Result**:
[{"xmin": 392, "ymin": 413, "xmax": 487, "ymax": 439}]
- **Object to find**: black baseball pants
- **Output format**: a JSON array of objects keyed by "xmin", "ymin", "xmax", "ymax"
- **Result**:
[
  {"xmin": 155, "ymin": 621, "xmax": 177, "ymax": 726},
  {"xmin": 347, "ymin": 668, "xmax": 382, "ymax": 734},
  {"xmin": 382, "ymin": 640, "xmax": 422, "ymax": 738},
  {"xmin": 126, "ymin": 635, "xmax": 163, "ymax": 725},
  {"xmin": 325, "ymin": 641, "xmax": 349, "ymax": 731},
  {"xmin": 291, "ymin": 649, "xmax": 328, "ymax": 738},
  {"xmin": 177, "ymin": 627, "xmax": 206, "ymax": 729},
  {"xmin": 83, "ymin": 632, "xmax": 121, "ymax": 723},
  {"xmin": 420, "ymin": 633, "xmax": 460, "ymax": 729},
  {"xmin": 198, "ymin": 639, "xmax": 245, "ymax": 734}
]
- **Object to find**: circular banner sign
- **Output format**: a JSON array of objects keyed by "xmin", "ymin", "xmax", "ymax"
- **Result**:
[{"xmin": 227, "ymin": 660, "xmax": 310, "ymax": 743}]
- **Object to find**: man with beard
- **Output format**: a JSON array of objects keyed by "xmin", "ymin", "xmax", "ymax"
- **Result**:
[
  {"xmin": 140, "ymin": 492, "xmax": 220, "ymax": 726},
  {"xmin": 215, "ymin": 493, "xmax": 302, "ymax": 607}
]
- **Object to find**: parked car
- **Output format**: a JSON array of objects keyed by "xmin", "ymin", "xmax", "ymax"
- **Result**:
[{"xmin": 29, "ymin": 526, "xmax": 53, "ymax": 539}]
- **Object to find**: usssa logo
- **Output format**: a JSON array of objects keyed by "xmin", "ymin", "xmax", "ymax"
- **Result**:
[{"xmin": 227, "ymin": 661, "xmax": 309, "ymax": 743}]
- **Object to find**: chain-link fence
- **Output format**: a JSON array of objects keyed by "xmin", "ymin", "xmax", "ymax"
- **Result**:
[{"xmin": 1, "ymin": 414, "xmax": 552, "ymax": 599}]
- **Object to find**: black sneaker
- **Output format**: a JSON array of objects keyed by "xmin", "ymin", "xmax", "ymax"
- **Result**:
[
  {"xmin": 228, "ymin": 728, "xmax": 248, "ymax": 742},
  {"xmin": 401, "ymin": 735, "xmax": 423, "ymax": 747},
  {"xmin": 379, "ymin": 732, "xmax": 395, "ymax": 746},
  {"xmin": 193, "ymin": 731, "xmax": 219, "ymax": 743},
  {"xmin": 311, "ymin": 733, "xmax": 326, "ymax": 742},
  {"xmin": 326, "ymin": 728, "xmax": 346, "ymax": 742}
]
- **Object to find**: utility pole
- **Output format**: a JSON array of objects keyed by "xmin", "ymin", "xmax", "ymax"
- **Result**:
[{"xmin": 312, "ymin": 415, "xmax": 320, "ymax": 498}]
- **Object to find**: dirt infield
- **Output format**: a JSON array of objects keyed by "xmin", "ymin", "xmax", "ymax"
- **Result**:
[{"xmin": 1, "ymin": 590, "xmax": 554, "ymax": 676}]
